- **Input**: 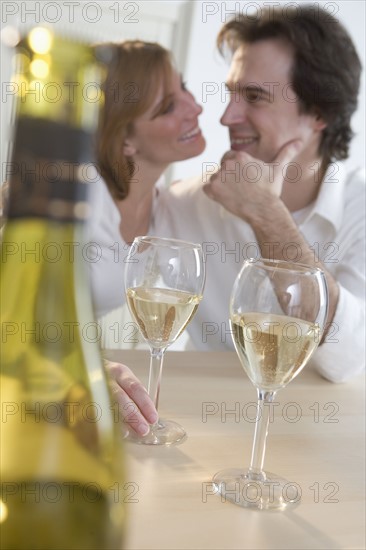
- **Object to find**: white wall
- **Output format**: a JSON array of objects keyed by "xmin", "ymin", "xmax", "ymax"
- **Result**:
[
  {"xmin": 171, "ymin": 0, "xmax": 366, "ymax": 182},
  {"xmin": 1, "ymin": 1, "xmax": 364, "ymax": 183},
  {"xmin": 0, "ymin": 1, "xmax": 192, "ymax": 179}
]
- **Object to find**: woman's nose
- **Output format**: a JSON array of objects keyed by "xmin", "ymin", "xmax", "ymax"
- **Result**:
[
  {"xmin": 185, "ymin": 91, "xmax": 203, "ymax": 117},
  {"xmin": 195, "ymin": 100, "xmax": 203, "ymax": 116}
]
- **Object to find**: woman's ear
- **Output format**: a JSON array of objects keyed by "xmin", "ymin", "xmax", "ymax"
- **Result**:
[
  {"xmin": 123, "ymin": 141, "xmax": 136, "ymax": 156},
  {"xmin": 123, "ymin": 143, "xmax": 136, "ymax": 156}
]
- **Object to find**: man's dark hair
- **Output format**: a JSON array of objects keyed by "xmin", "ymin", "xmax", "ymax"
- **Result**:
[{"xmin": 217, "ymin": 4, "xmax": 362, "ymax": 163}]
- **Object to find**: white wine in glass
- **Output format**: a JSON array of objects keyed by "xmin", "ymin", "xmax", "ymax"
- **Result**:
[
  {"xmin": 125, "ymin": 236, "xmax": 205, "ymax": 445},
  {"xmin": 213, "ymin": 258, "xmax": 328, "ymax": 510}
]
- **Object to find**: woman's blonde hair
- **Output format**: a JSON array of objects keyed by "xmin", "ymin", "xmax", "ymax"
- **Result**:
[{"xmin": 97, "ymin": 41, "xmax": 173, "ymax": 200}]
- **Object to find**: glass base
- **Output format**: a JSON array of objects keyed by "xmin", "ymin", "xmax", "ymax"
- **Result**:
[
  {"xmin": 212, "ymin": 468, "xmax": 301, "ymax": 511},
  {"xmin": 126, "ymin": 418, "xmax": 187, "ymax": 446}
]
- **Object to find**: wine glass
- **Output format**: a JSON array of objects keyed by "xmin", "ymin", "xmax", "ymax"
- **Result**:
[
  {"xmin": 213, "ymin": 258, "xmax": 328, "ymax": 510},
  {"xmin": 125, "ymin": 236, "xmax": 205, "ymax": 445}
]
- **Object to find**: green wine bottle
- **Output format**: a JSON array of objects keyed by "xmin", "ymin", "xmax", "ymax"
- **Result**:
[{"xmin": 0, "ymin": 28, "xmax": 125, "ymax": 549}]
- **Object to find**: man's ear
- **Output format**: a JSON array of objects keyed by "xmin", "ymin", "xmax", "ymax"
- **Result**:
[
  {"xmin": 314, "ymin": 111, "xmax": 327, "ymax": 131},
  {"xmin": 123, "ymin": 141, "xmax": 136, "ymax": 156}
]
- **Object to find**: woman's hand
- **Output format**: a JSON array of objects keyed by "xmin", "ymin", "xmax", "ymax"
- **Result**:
[{"xmin": 105, "ymin": 361, "xmax": 158, "ymax": 436}]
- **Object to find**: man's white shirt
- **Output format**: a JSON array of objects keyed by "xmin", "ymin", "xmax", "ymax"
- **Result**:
[{"xmin": 89, "ymin": 162, "xmax": 365, "ymax": 382}]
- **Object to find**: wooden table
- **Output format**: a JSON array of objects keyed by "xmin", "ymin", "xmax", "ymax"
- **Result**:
[{"xmin": 104, "ymin": 350, "xmax": 365, "ymax": 550}]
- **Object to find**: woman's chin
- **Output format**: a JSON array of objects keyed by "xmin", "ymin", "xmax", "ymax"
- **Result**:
[{"xmin": 183, "ymin": 135, "xmax": 206, "ymax": 159}]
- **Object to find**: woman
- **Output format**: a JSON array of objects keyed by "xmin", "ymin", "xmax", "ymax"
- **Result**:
[
  {"xmin": 90, "ymin": 40, "xmax": 206, "ymax": 435},
  {"xmin": 90, "ymin": 40, "xmax": 205, "ymax": 319}
]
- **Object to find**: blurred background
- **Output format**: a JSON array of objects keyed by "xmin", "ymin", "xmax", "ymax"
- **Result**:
[{"xmin": 1, "ymin": 0, "xmax": 365, "ymax": 185}]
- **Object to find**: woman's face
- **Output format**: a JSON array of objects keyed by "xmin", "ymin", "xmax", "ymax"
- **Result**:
[{"xmin": 125, "ymin": 70, "xmax": 206, "ymax": 170}]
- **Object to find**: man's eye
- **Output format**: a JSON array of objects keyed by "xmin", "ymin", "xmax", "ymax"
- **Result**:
[
  {"xmin": 245, "ymin": 90, "xmax": 266, "ymax": 103},
  {"xmin": 247, "ymin": 94, "xmax": 259, "ymax": 103}
]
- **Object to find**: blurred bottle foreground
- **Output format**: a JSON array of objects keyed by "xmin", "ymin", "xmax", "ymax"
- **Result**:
[{"xmin": 0, "ymin": 28, "xmax": 125, "ymax": 549}]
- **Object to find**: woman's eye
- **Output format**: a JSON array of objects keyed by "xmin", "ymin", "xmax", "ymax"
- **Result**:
[{"xmin": 162, "ymin": 101, "xmax": 174, "ymax": 114}]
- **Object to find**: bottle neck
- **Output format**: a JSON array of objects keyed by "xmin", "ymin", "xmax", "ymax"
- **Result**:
[
  {"xmin": 7, "ymin": 116, "xmax": 93, "ymax": 223},
  {"xmin": 6, "ymin": 30, "xmax": 105, "ymax": 223}
]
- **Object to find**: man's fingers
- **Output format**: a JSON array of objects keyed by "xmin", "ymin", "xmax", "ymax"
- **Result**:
[
  {"xmin": 220, "ymin": 149, "xmax": 238, "ymax": 163},
  {"xmin": 220, "ymin": 140, "xmax": 302, "ymax": 171},
  {"xmin": 202, "ymin": 182, "xmax": 214, "ymax": 199},
  {"xmin": 273, "ymin": 139, "xmax": 303, "ymax": 167}
]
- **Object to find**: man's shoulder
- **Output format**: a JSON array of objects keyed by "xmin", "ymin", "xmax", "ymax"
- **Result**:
[
  {"xmin": 338, "ymin": 166, "xmax": 366, "ymax": 232},
  {"xmin": 323, "ymin": 162, "xmax": 365, "ymax": 209},
  {"xmin": 344, "ymin": 166, "xmax": 366, "ymax": 206},
  {"xmin": 344, "ymin": 166, "xmax": 366, "ymax": 188}
]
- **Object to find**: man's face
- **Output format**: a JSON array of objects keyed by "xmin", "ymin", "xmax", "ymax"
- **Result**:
[{"xmin": 221, "ymin": 39, "xmax": 325, "ymax": 163}]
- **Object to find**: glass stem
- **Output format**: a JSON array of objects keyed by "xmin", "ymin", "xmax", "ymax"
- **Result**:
[
  {"xmin": 248, "ymin": 389, "xmax": 276, "ymax": 481},
  {"xmin": 148, "ymin": 348, "xmax": 165, "ymax": 411}
]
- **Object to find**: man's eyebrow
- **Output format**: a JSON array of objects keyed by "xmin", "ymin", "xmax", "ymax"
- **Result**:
[{"xmin": 225, "ymin": 82, "xmax": 272, "ymax": 98}]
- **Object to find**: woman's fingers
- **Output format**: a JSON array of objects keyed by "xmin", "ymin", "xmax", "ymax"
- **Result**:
[{"xmin": 105, "ymin": 361, "xmax": 158, "ymax": 436}]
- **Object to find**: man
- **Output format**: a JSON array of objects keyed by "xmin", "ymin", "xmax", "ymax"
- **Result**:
[
  {"xmin": 155, "ymin": 4, "xmax": 365, "ymax": 382},
  {"xmin": 101, "ymin": 5, "xmax": 364, "ymax": 432}
]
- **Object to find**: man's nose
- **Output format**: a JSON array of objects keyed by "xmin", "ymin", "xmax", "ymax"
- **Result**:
[{"xmin": 220, "ymin": 96, "xmax": 246, "ymax": 126}]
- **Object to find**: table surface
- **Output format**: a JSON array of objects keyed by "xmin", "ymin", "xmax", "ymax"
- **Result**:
[{"xmin": 104, "ymin": 350, "xmax": 365, "ymax": 550}]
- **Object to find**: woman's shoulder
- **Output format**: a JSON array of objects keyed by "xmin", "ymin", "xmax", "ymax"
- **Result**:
[
  {"xmin": 160, "ymin": 174, "xmax": 205, "ymax": 201},
  {"xmin": 88, "ymin": 173, "xmax": 121, "ymax": 241}
]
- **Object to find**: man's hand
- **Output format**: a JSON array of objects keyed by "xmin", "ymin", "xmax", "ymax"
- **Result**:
[
  {"xmin": 105, "ymin": 361, "xmax": 158, "ymax": 436},
  {"xmin": 203, "ymin": 140, "xmax": 302, "ymax": 221}
]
